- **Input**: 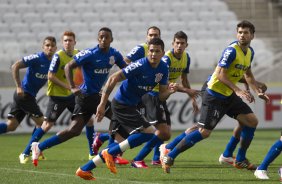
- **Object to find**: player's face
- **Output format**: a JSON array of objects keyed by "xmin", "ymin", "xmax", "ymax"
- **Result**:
[
  {"xmin": 172, "ymin": 38, "xmax": 188, "ymax": 55},
  {"xmin": 236, "ymin": 27, "xmax": 254, "ymax": 46},
  {"xmin": 62, "ymin": 35, "xmax": 76, "ymax": 54},
  {"xmin": 147, "ymin": 44, "xmax": 164, "ymax": 68},
  {"xmin": 98, "ymin": 30, "xmax": 113, "ymax": 50},
  {"xmin": 42, "ymin": 40, "xmax": 57, "ymax": 59},
  {"xmin": 146, "ymin": 29, "xmax": 160, "ymax": 43}
]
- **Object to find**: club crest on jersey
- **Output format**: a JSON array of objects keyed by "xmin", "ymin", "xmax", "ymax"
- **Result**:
[
  {"xmin": 155, "ymin": 73, "xmax": 163, "ymax": 83},
  {"xmin": 109, "ymin": 56, "xmax": 115, "ymax": 65}
]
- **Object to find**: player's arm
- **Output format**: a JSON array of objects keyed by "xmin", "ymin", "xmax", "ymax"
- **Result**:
[
  {"xmin": 159, "ymin": 83, "xmax": 178, "ymax": 101},
  {"xmin": 11, "ymin": 60, "xmax": 26, "ymax": 97},
  {"xmin": 244, "ymin": 68, "xmax": 269, "ymax": 102},
  {"xmin": 123, "ymin": 57, "xmax": 132, "ymax": 65},
  {"xmin": 96, "ymin": 70, "xmax": 126, "ymax": 122},
  {"xmin": 48, "ymin": 72, "xmax": 70, "ymax": 90},
  {"xmin": 65, "ymin": 60, "xmax": 80, "ymax": 95}
]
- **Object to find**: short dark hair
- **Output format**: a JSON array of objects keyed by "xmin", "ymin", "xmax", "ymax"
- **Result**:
[
  {"xmin": 98, "ymin": 27, "xmax": 113, "ymax": 38},
  {"xmin": 237, "ymin": 20, "xmax": 255, "ymax": 34},
  {"xmin": 148, "ymin": 37, "xmax": 165, "ymax": 51},
  {"xmin": 174, "ymin": 31, "xmax": 188, "ymax": 42},
  {"xmin": 43, "ymin": 36, "xmax": 56, "ymax": 44},
  {"xmin": 147, "ymin": 26, "xmax": 161, "ymax": 36}
]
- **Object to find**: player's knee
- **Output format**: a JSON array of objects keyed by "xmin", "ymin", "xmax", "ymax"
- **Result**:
[
  {"xmin": 198, "ymin": 128, "xmax": 211, "ymax": 138},
  {"xmin": 158, "ymin": 131, "xmax": 171, "ymax": 141},
  {"xmin": 68, "ymin": 128, "xmax": 82, "ymax": 137}
]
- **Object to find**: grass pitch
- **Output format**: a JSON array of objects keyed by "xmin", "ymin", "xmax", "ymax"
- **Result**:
[{"xmin": 0, "ymin": 130, "xmax": 281, "ymax": 184}]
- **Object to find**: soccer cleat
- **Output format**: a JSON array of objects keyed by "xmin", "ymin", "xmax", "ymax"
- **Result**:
[
  {"xmin": 162, "ymin": 155, "xmax": 174, "ymax": 173},
  {"xmin": 31, "ymin": 142, "xmax": 41, "ymax": 167},
  {"xmin": 278, "ymin": 167, "xmax": 282, "ymax": 182},
  {"xmin": 159, "ymin": 144, "xmax": 170, "ymax": 164},
  {"xmin": 114, "ymin": 156, "xmax": 129, "ymax": 165},
  {"xmin": 102, "ymin": 149, "xmax": 117, "ymax": 174},
  {"xmin": 92, "ymin": 133, "xmax": 103, "ymax": 155},
  {"xmin": 75, "ymin": 168, "xmax": 96, "ymax": 180},
  {"xmin": 88, "ymin": 154, "xmax": 95, "ymax": 160},
  {"xmin": 131, "ymin": 160, "xmax": 149, "ymax": 168},
  {"xmin": 233, "ymin": 159, "xmax": 257, "ymax": 170},
  {"xmin": 19, "ymin": 153, "xmax": 30, "ymax": 164},
  {"xmin": 218, "ymin": 154, "xmax": 234, "ymax": 166},
  {"xmin": 254, "ymin": 169, "xmax": 269, "ymax": 180},
  {"xmin": 151, "ymin": 160, "xmax": 161, "ymax": 166},
  {"xmin": 38, "ymin": 152, "xmax": 46, "ymax": 160}
]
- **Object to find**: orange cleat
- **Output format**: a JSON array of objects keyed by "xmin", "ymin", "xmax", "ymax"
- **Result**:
[
  {"xmin": 102, "ymin": 149, "xmax": 117, "ymax": 174},
  {"xmin": 75, "ymin": 168, "xmax": 95, "ymax": 180}
]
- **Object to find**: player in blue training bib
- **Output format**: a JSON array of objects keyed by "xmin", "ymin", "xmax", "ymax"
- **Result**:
[
  {"xmin": 76, "ymin": 38, "xmax": 179, "ymax": 181},
  {"xmin": 0, "ymin": 36, "xmax": 57, "ymax": 135}
]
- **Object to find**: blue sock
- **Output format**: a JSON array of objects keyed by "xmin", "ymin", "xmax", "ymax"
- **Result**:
[
  {"xmin": 152, "ymin": 140, "xmax": 163, "ymax": 161},
  {"xmin": 38, "ymin": 135, "xmax": 62, "ymax": 151},
  {"xmin": 86, "ymin": 125, "xmax": 95, "ymax": 155},
  {"xmin": 23, "ymin": 128, "xmax": 45, "ymax": 155},
  {"xmin": 81, "ymin": 160, "xmax": 96, "ymax": 171},
  {"xmin": 108, "ymin": 133, "xmax": 154, "ymax": 156},
  {"xmin": 31, "ymin": 127, "xmax": 37, "ymax": 135},
  {"xmin": 168, "ymin": 130, "xmax": 203, "ymax": 159},
  {"xmin": 166, "ymin": 132, "xmax": 186, "ymax": 150},
  {"xmin": 134, "ymin": 135, "xmax": 163, "ymax": 161},
  {"xmin": 236, "ymin": 126, "xmax": 256, "ymax": 162},
  {"xmin": 0, "ymin": 123, "xmax": 7, "ymax": 134},
  {"xmin": 99, "ymin": 133, "xmax": 109, "ymax": 142},
  {"xmin": 223, "ymin": 136, "xmax": 240, "ymax": 157},
  {"xmin": 258, "ymin": 140, "xmax": 282, "ymax": 170},
  {"xmin": 107, "ymin": 137, "xmax": 118, "ymax": 148}
]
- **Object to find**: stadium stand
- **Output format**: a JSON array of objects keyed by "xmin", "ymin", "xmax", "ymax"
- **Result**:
[{"xmin": 0, "ymin": 0, "xmax": 281, "ymax": 83}]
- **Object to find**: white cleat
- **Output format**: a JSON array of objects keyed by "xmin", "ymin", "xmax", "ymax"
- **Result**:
[
  {"xmin": 19, "ymin": 153, "xmax": 30, "ymax": 164},
  {"xmin": 159, "ymin": 144, "xmax": 170, "ymax": 164},
  {"xmin": 278, "ymin": 167, "xmax": 282, "ymax": 182},
  {"xmin": 218, "ymin": 154, "xmax": 234, "ymax": 166},
  {"xmin": 254, "ymin": 169, "xmax": 269, "ymax": 180},
  {"xmin": 31, "ymin": 142, "xmax": 41, "ymax": 167}
]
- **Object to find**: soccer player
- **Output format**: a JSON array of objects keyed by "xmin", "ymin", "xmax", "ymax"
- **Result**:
[
  {"xmin": 0, "ymin": 36, "xmax": 57, "ymax": 135},
  {"xmin": 218, "ymin": 79, "xmax": 267, "ymax": 168},
  {"xmin": 159, "ymin": 20, "xmax": 270, "ymax": 173},
  {"xmin": 30, "ymin": 27, "xmax": 127, "ymax": 167},
  {"xmin": 131, "ymin": 31, "xmax": 200, "ymax": 168},
  {"xmin": 91, "ymin": 26, "xmax": 161, "ymax": 159},
  {"xmin": 254, "ymin": 138, "xmax": 282, "ymax": 180},
  {"xmin": 76, "ymin": 37, "xmax": 178, "ymax": 181},
  {"xmin": 19, "ymin": 31, "xmax": 97, "ymax": 163}
]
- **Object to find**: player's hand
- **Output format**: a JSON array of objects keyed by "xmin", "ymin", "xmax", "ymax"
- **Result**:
[
  {"xmin": 70, "ymin": 87, "xmax": 81, "ymax": 96},
  {"xmin": 95, "ymin": 104, "xmax": 105, "ymax": 122},
  {"xmin": 168, "ymin": 83, "xmax": 179, "ymax": 94},
  {"xmin": 258, "ymin": 93, "xmax": 270, "ymax": 103},
  {"xmin": 246, "ymin": 90, "xmax": 255, "ymax": 103},
  {"xmin": 257, "ymin": 82, "xmax": 267, "ymax": 93},
  {"xmin": 16, "ymin": 87, "xmax": 24, "ymax": 97},
  {"xmin": 187, "ymin": 89, "xmax": 200, "ymax": 99},
  {"xmin": 235, "ymin": 89, "xmax": 253, "ymax": 103}
]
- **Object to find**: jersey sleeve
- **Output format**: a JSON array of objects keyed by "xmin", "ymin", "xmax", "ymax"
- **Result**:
[
  {"xmin": 73, "ymin": 49, "xmax": 92, "ymax": 66},
  {"xmin": 183, "ymin": 53, "xmax": 190, "ymax": 73},
  {"xmin": 126, "ymin": 45, "xmax": 145, "ymax": 62},
  {"xmin": 49, "ymin": 54, "xmax": 60, "ymax": 73},
  {"xmin": 22, "ymin": 53, "xmax": 40, "ymax": 67},
  {"xmin": 122, "ymin": 60, "xmax": 143, "ymax": 79},
  {"xmin": 162, "ymin": 55, "xmax": 171, "ymax": 67},
  {"xmin": 218, "ymin": 47, "xmax": 236, "ymax": 68},
  {"xmin": 115, "ymin": 51, "xmax": 127, "ymax": 69},
  {"xmin": 249, "ymin": 46, "xmax": 255, "ymax": 63},
  {"xmin": 159, "ymin": 64, "xmax": 169, "ymax": 85}
]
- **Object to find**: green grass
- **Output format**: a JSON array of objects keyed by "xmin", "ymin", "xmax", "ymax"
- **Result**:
[{"xmin": 0, "ymin": 130, "xmax": 281, "ymax": 184}]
